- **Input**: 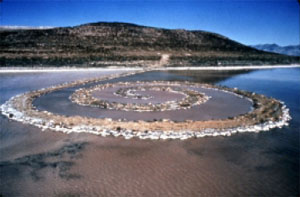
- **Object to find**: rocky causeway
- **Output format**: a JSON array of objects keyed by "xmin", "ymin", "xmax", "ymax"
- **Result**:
[{"xmin": 0, "ymin": 69, "xmax": 291, "ymax": 140}]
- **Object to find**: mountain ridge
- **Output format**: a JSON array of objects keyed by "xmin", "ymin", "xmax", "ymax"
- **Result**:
[
  {"xmin": 0, "ymin": 22, "xmax": 298, "ymax": 67},
  {"xmin": 250, "ymin": 44, "xmax": 300, "ymax": 56}
]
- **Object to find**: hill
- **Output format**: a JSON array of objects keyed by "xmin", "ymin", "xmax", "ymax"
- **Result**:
[
  {"xmin": 0, "ymin": 22, "xmax": 298, "ymax": 67},
  {"xmin": 250, "ymin": 44, "xmax": 300, "ymax": 57}
]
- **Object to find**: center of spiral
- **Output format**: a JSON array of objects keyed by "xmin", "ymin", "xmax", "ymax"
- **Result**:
[{"xmin": 70, "ymin": 81, "xmax": 210, "ymax": 112}]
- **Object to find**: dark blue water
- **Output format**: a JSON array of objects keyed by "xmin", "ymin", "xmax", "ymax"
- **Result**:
[
  {"xmin": 219, "ymin": 68, "xmax": 300, "ymax": 134},
  {"xmin": 217, "ymin": 68, "xmax": 300, "ymax": 195}
]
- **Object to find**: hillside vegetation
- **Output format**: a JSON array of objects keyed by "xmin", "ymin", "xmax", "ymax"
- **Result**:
[{"xmin": 0, "ymin": 22, "xmax": 298, "ymax": 67}]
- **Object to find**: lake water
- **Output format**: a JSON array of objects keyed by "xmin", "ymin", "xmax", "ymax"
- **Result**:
[{"xmin": 0, "ymin": 68, "xmax": 299, "ymax": 196}]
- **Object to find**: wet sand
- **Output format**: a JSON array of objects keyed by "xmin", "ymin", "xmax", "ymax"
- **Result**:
[{"xmin": 1, "ymin": 69, "xmax": 299, "ymax": 196}]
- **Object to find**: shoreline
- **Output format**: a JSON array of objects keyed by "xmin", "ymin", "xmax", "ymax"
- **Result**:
[
  {"xmin": 0, "ymin": 64, "xmax": 299, "ymax": 73},
  {"xmin": 162, "ymin": 64, "xmax": 300, "ymax": 70},
  {"xmin": 0, "ymin": 67, "xmax": 143, "ymax": 73}
]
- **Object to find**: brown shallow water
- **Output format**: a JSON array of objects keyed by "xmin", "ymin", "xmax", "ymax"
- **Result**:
[
  {"xmin": 1, "ymin": 69, "xmax": 299, "ymax": 196},
  {"xmin": 1, "ymin": 118, "xmax": 297, "ymax": 196}
]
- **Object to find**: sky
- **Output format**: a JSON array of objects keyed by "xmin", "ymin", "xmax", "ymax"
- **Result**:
[{"xmin": 0, "ymin": 0, "xmax": 299, "ymax": 46}]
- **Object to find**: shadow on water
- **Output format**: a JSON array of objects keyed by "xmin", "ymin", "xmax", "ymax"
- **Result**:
[{"xmin": 0, "ymin": 142, "xmax": 87, "ymax": 181}]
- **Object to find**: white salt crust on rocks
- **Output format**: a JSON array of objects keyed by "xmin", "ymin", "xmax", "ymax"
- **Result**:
[{"xmin": 0, "ymin": 71, "xmax": 292, "ymax": 140}]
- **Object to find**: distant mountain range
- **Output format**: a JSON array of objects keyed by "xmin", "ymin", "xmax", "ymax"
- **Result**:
[
  {"xmin": 0, "ymin": 26, "xmax": 55, "ymax": 30},
  {"xmin": 0, "ymin": 22, "xmax": 299, "ymax": 67},
  {"xmin": 251, "ymin": 44, "xmax": 300, "ymax": 56}
]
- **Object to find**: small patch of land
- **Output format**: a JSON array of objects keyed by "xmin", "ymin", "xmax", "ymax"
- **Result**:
[{"xmin": 1, "ymin": 22, "xmax": 299, "ymax": 67}]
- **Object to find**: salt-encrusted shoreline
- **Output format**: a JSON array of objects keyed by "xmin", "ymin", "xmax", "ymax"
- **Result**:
[
  {"xmin": 0, "ymin": 69, "xmax": 292, "ymax": 140},
  {"xmin": 0, "ymin": 64, "xmax": 299, "ymax": 73},
  {"xmin": 0, "ymin": 67, "xmax": 143, "ymax": 73},
  {"xmin": 160, "ymin": 64, "xmax": 300, "ymax": 70}
]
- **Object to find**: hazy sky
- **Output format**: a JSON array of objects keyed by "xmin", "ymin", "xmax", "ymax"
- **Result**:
[{"xmin": 0, "ymin": 0, "xmax": 299, "ymax": 46}]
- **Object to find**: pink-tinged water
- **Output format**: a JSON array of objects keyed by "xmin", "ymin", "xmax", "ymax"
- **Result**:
[{"xmin": 1, "ymin": 69, "xmax": 299, "ymax": 196}]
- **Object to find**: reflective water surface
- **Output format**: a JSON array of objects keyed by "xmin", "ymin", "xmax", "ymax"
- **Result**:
[{"xmin": 0, "ymin": 68, "xmax": 299, "ymax": 196}]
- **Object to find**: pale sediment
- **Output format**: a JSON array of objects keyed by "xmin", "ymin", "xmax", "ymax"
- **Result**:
[
  {"xmin": 0, "ymin": 64, "xmax": 299, "ymax": 73},
  {"xmin": 0, "ymin": 70, "xmax": 291, "ymax": 140}
]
